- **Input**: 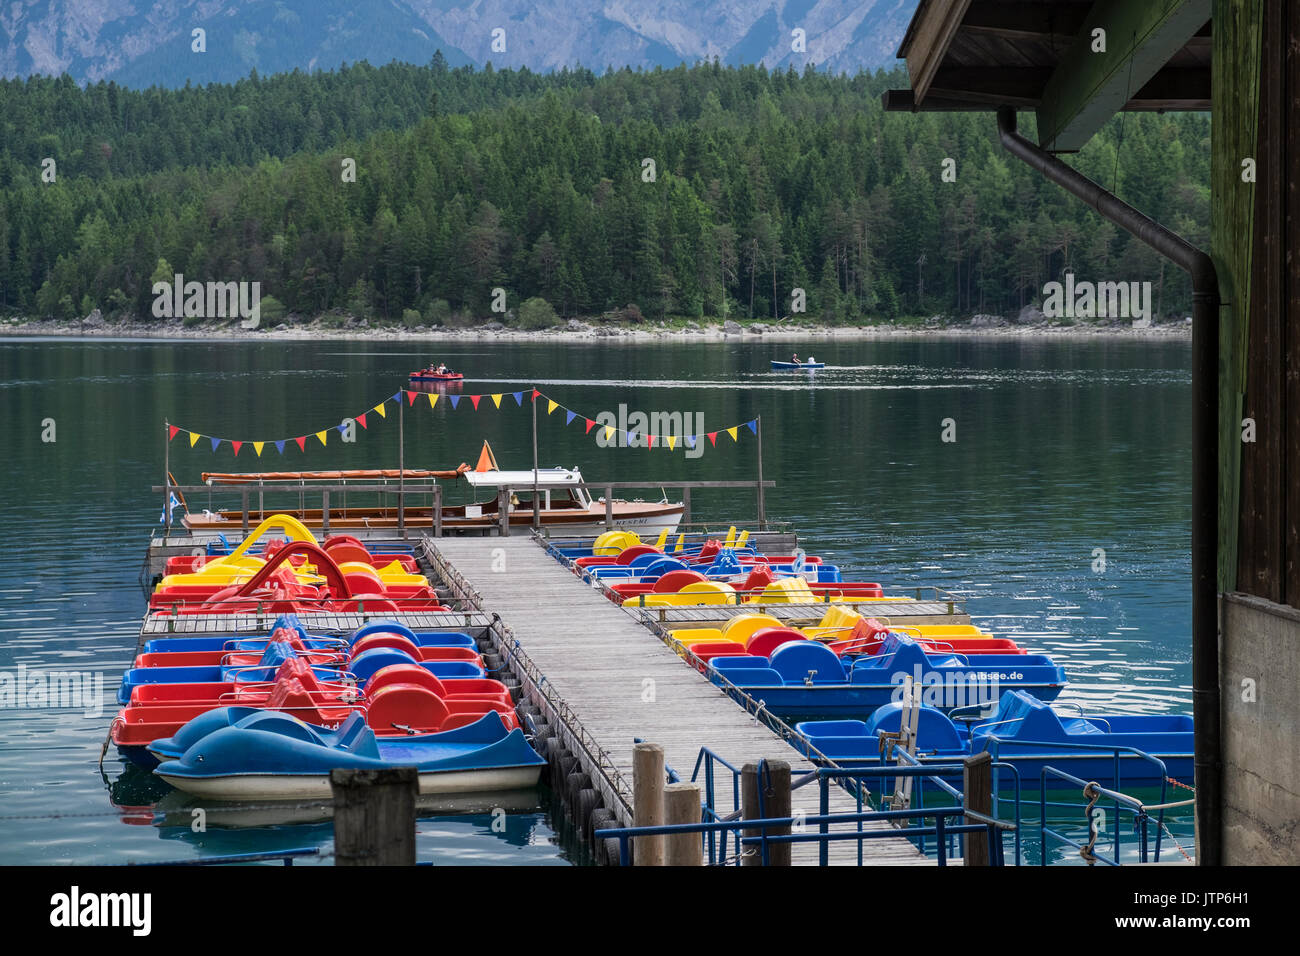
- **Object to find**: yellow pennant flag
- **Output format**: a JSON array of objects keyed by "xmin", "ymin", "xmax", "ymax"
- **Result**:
[
  {"xmin": 491, "ymin": 394, "xmax": 502, "ymax": 408},
  {"xmin": 604, "ymin": 426, "xmax": 615, "ymax": 441},
  {"xmin": 426, "ymin": 393, "xmax": 439, "ymax": 409},
  {"xmin": 666, "ymin": 435, "xmax": 677, "ymax": 451},
  {"xmin": 373, "ymin": 402, "xmax": 387, "ymax": 418},
  {"xmin": 727, "ymin": 426, "xmax": 739, "ymax": 442},
  {"xmin": 547, "ymin": 400, "xmax": 558, "ymax": 415},
  {"xmin": 253, "ymin": 441, "xmax": 265, "ymax": 457},
  {"xmin": 316, "ymin": 430, "xmax": 328, "ymax": 447},
  {"xmin": 188, "ymin": 431, "xmax": 200, "ymax": 447}
]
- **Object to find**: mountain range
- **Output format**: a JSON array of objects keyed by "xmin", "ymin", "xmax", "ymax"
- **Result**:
[{"xmin": 0, "ymin": 0, "xmax": 917, "ymax": 87}]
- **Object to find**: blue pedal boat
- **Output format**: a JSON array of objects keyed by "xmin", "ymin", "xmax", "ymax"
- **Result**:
[
  {"xmin": 153, "ymin": 709, "xmax": 545, "ymax": 800},
  {"xmin": 709, "ymin": 635, "xmax": 1067, "ymax": 719},
  {"xmin": 140, "ymin": 618, "xmax": 477, "ymax": 655},
  {"xmin": 794, "ymin": 690, "xmax": 1193, "ymax": 789}
]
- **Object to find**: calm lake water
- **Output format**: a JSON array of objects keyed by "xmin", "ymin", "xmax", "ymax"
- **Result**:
[{"xmin": 0, "ymin": 335, "xmax": 1194, "ymax": 864}]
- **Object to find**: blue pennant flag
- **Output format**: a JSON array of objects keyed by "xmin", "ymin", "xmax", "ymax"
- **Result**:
[
  {"xmin": 449, "ymin": 395, "xmax": 460, "ymax": 409},
  {"xmin": 685, "ymin": 435, "xmax": 696, "ymax": 449},
  {"xmin": 513, "ymin": 391, "xmax": 524, "ymax": 406},
  {"xmin": 210, "ymin": 437, "xmax": 221, "ymax": 451},
  {"xmin": 747, "ymin": 420, "xmax": 758, "ymax": 434},
  {"xmin": 391, "ymin": 391, "xmax": 401, "ymax": 403},
  {"xmin": 275, "ymin": 440, "xmax": 286, "ymax": 454},
  {"xmin": 565, "ymin": 410, "xmax": 577, "ymax": 426},
  {"xmin": 337, "ymin": 423, "xmax": 348, "ymax": 435}
]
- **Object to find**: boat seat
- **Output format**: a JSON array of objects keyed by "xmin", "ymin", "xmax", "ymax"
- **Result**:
[
  {"xmin": 366, "ymin": 683, "xmax": 452, "ymax": 733},
  {"xmin": 652, "ymin": 569, "xmax": 708, "ymax": 593},
  {"xmin": 863, "ymin": 702, "xmax": 965, "ymax": 752},
  {"xmin": 769, "ymin": 641, "xmax": 845, "ymax": 684},
  {"xmin": 745, "ymin": 627, "xmax": 808, "ymax": 658},
  {"xmin": 350, "ymin": 633, "xmax": 423, "ymax": 659},
  {"xmin": 365, "ymin": 664, "xmax": 447, "ymax": 698},
  {"xmin": 334, "ymin": 710, "xmax": 381, "ymax": 757},
  {"xmin": 351, "ymin": 620, "xmax": 419, "ymax": 644}
]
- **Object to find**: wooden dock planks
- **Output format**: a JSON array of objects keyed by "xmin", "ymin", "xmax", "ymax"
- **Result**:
[{"xmin": 428, "ymin": 535, "xmax": 934, "ymax": 866}]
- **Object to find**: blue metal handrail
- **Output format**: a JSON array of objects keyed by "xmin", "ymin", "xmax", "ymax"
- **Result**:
[
  {"xmin": 594, "ymin": 802, "xmax": 1005, "ymax": 867},
  {"xmin": 690, "ymin": 747, "xmax": 744, "ymax": 864}
]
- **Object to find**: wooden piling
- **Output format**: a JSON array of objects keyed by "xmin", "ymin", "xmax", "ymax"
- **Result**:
[
  {"xmin": 664, "ymin": 782, "xmax": 702, "ymax": 866},
  {"xmin": 963, "ymin": 751, "xmax": 993, "ymax": 866},
  {"xmin": 330, "ymin": 767, "xmax": 417, "ymax": 865},
  {"xmin": 632, "ymin": 742, "xmax": 665, "ymax": 866},
  {"xmin": 742, "ymin": 760, "xmax": 792, "ymax": 866}
]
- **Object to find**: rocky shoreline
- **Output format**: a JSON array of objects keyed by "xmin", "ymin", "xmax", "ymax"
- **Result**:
[{"xmin": 3, "ymin": 312, "xmax": 1194, "ymax": 343}]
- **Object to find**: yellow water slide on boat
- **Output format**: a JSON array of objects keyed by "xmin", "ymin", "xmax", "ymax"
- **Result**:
[
  {"xmin": 592, "ymin": 530, "xmax": 641, "ymax": 556},
  {"xmin": 156, "ymin": 514, "xmax": 429, "ymax": 589}
]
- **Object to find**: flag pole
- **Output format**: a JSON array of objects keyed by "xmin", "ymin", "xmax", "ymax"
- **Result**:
[
  {"xmin": 532, "ymin": 391, "xmax": 540, "ymax": 530},
  {"xmin": 163, "ymin": 419, "xmax": 171, "ymax": 535},
  {"xmin": 755, "ymin": 415, "xmax": 764, "ymax": 531},
  {"xmin": 398, "ymin": 395, "xmax": 406, "ymax": 538}
]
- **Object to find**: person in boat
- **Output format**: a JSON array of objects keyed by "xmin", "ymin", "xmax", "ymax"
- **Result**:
[
  {"xmin": 437, "ymin": 362, "xmax": 448, "ymax": 374},
  {"xmin": 792, "ymin": 353, "xmax": 800, "ymax": 364},
  {"xmin": 807, "ymin": 355, "xmax": 815, "ymax": 365}
]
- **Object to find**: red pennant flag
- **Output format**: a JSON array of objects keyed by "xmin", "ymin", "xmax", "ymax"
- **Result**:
[
  {"xmin": 295, "ymin": 436, "xmax": 307, "ymax": 452},
  {"xmin": 406, "ymin": 390, "xmax": 417, "ymax": 406},
  {"xmin": 531, "ymin": 389, "xmax": 540, "ymax": 401},
  {"xmin": 647, "ymin": 435, "xmax": 656, "ymax": 448},
  {"xmin": 470, "ymin": 395, "xmax": 482, "ymax": 410},
  {"xmin": 707, "ymin": 432, "xmax": 718, "ymax": 446},
  {"xmin": 584, "ymin": 418, "xmax": 596, "ymax": 434},
  {"xmin": 356, "ymin": 413, "xmax": 368, "ymax": 429},
  {"xmin": 167, "ymin": 425, "xmax": 179, "ymax": 441},
  {"xmin": 231, "ymin": 441, "xmax": 242, "ymax": 456}
]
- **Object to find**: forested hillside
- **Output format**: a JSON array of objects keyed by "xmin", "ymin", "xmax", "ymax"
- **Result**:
[{"xmin": 0, "ymin": 60, "xmax": 1209, "ymax": 327}]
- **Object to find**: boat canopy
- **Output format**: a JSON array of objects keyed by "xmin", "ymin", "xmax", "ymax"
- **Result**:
[
  {"xmin": 201, "ymin": 466, "xmax": 470, "ymax": 484},
  {"xmin": 462, "ymin": 468, "xmax": 585, "ymax": 487}
]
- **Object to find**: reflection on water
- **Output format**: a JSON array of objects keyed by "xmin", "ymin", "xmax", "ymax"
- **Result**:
[{"xmin": 0, "ymin": 336, "xmax": 1191, "ymax": 863}]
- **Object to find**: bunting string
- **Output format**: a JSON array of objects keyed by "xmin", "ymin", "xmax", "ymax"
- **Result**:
[{"xmin": 166, "ymin": 387, "xmax": 757, "ymax": 455}]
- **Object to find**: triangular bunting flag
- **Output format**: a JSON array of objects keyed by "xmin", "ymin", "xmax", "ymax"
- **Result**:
[
  {"xmin": 168, "ymin": 425, "xmax": 179, "ymax": 441},
  {"xmin": 449, "ymin": 395, "xmax": 460, "ymax": 409},
  {"xmin": 584, "ymin": 418, "xmax": 596, "ymax": 434},
  {"xmin": 565, "ymin": 410, "xmax": 577, "ymax": 426},
  {"xmin": 316, "ymin": 430, "xmax": 328, "ymax": 447},
  {"xmin": 686, "ymin": 435, "xmax": 696, "ymax": 449},
  {"xmin": 253, "ymin": 441, "xmax": 265, "ymax": 457},
  {"xmin": 666, "ymin": 435, "xmax": 677, "ymax": 451},
  {"xmin": 470, "ymin": 395, "xmax": 482, "ymax": 410},
  {"xmin": 647, "ymin": 434, "xmax": 656, "ymax": 448},
  {"xmin": 426, "ymin": 393, "xmax": 438, "ymax": 409},
  {"xmin": 231, "ymin": 441, "xmax": 242, "ymax": 456},
  {"xmin": 707, "ymin": 432, "xmax": 718, "ymax": 446},
  {"xmin": 513, "ymin": 392, "xmax": 524, "ymax": 406},
  {"xmin": 189, "ymin": 431, "xmax": 200, "ymax": 447},
  {"xmin": 391, "ymin": 391, "xmax": 402, "ymax": 403},
  {"xmin": 275, "ymin": 440, "xmax": 286, "ymax": 454},
  {"xmin": 406, "ymin": 390, "xmax": 417, "ymax": 406},
  {"xmin": 356, "ymin": 413, "xmax": 368, "ymax": 429},
  {"xmin": 747, "ymin": 420, "xmax": 758, "ymax": 434},
  {"xmin": 727, "ymin": 426, "xmax": 739, "ymax": 442},
  {"xmin": 531, "ymin": 389, "xmax": 540, "ymax": 402},
  {"xmin": 604, "ymin": 426, "xmax": 615, "ymax": 441},
  {"xmin": 547, "ymin": 400, "xmax": 558, "ymax": 415},
  {"xmin": 210, "ymin": 437, "xmax": 221, "ymax": 451},
  {"xmin": 491, "ymin": 394, "xmax": 503, "ymax": 408},
  {"xmin": 295, "ymin": 436, "xmax": 307, "ymax": 452},
  {"xmin": 336, "ymin": 423, "xmax": 348, "ymax": 436},
  {"xmin": 373, "ymin": 402, "xmax": 387, "ymax": 418}
]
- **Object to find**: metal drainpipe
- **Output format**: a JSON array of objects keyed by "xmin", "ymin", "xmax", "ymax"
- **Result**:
[{"xmin": 996, "ymin": 107, "xmax": 1222, "ymax": 865}]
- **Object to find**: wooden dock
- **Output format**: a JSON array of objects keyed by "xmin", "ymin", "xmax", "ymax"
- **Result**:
[{"xmin": 425, "ymin": 534, "xmax": 934, "ymax": 865}]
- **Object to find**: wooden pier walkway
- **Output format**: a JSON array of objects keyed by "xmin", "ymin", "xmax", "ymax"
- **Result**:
[{"xmin": 426, "ymin": 535, "xmax": 933, "ymax": 866}]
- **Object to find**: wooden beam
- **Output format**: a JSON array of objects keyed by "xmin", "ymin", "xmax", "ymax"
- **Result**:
[
  {"xmin": 902, "ymin": 0, "xmax": 974, "ymax": 104},
  {"xmin": 883, "ymin": 66, "xmax": 1210, "ymax": 113},
  {"xmin": 960, "ymin": 2, "xmax": 1091, "ymax": 43},
  {"xmin": 1035, "ymin": 0, "xmax": 1211, "ymax": 151}
]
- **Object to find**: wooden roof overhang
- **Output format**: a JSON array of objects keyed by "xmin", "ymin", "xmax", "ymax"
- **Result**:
[{"xmin": 883, "ymin": 0, "xmax": 1211, "ymax": 151}]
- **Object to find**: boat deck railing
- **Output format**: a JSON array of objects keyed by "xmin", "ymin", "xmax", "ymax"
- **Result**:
[{"xmin": 153, "ymin": 478, "xmax": 779, "ymax": 537}]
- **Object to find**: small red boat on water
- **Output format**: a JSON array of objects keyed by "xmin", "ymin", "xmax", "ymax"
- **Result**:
[{"xmin": 410, "ymin": 364, "xmax": 463, "ymax": 384}]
